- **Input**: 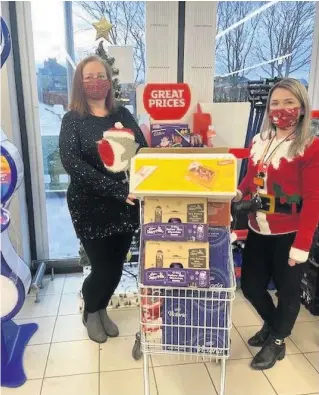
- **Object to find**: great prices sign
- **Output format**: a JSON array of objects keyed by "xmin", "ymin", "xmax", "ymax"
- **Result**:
[{"xmin": 143, "ymin": 83, "xmax": 191, "ymax": 120}]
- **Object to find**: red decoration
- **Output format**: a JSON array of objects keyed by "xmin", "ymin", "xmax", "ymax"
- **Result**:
[
  {"xmin": 193, "ymin": 104, "xmax": 211, "ymax": 145},
  {"xmin": 143, "ymin": 83, "xmax": 191, "ymax": 120},
  {"xmin": 97, "ymin": 140, "xmax": 114, "ymax": 167}
]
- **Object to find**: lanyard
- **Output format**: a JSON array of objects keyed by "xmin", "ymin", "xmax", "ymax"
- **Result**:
[{"xmin": 257, "ymin": 131, "xmax": 295, "ymax": 174}]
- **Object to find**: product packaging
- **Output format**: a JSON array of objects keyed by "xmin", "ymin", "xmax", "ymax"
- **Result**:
[
  {"xmin": 207, "ymin": 201, "xmax": 231, "ymax": 227},
  {"xmin": 144, "ymin": 197, "xmax": 207, "ymax": 224},
  {"xmin": 142, "ymin": 223, "xmax": 208, "ymax": 242},
  {"xmin": 161, "ymin": 289, "xmax": 230, "ymax": 355},
  {"xmin": 130, "ymin": 149, "xmax": 237, "ymax": 198},
  {"xmin": 150, "ymin": 124, "xmax": 191, "ymax": 148},
  {"xmin": 143, "ymin": 241, "xmax": 210, "ymax": 288}
]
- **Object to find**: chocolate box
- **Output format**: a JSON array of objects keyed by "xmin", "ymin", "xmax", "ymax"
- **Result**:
[
  {"xmin": 151, "ymin": 123, "xmax": 191, "ymax": 148},
  {"xmin": 142, "ymin": 223, "xmax": 208, "ymax": 242},
  {"xmin": 161, "ymin": 289, "xmax": 231, "ymax": 355},
  {"xmin": 143, "ymin": 241, "xmax": 210, "ymax": 288},
  {"xmin": 208, "ymin": 227, "xmax": 232, "ymax": 288},
  {"xmin": 207, "ymin": 201, "xmax": 231, "ymax": 227},
  {"xmin": 144, "ymin": 197, "xmax": 207, "ymax": 224}
]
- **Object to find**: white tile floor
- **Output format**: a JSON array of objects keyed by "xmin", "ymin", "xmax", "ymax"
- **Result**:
[{"xmin": 3, "ymin": 274, "xmax": 319, "ymax": 395}]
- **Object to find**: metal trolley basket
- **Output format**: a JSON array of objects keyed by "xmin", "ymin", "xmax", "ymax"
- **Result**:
[{"xmin": 133, "ymin": 239, "xmax": 236, "ymax": 395}]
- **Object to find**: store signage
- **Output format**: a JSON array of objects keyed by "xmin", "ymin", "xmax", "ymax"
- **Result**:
[{"xmin": 143, "ymin": 83, "xmax": 191, "ymax": 120}]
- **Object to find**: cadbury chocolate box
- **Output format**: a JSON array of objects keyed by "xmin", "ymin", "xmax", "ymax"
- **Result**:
[
  {"xmin": 144, "ymin": 197, "xmax": 207, "ymax": 224},
  {"xmin": 151, "ymin": 123, "xmax": 191, "ymax": 148},
  {"xmin": 142, "ymin": 223, "xmax": 208, "ymax": 242},
  {"xmin": 143, "ymin": 241, "xmax": 210, "ymax": 288},
  {"xmin": 208, "ymin": 227, "xmax": 232, "ymax": 288},
  {"xmin": 161, "ymin": 289, "xmax": 230, "ymax": 355},
  {"xmin": 207, "ymin": 201, "xmax": 231, "ymax": 227}
]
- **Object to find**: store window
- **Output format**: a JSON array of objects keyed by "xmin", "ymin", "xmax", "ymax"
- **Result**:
[
  {"xmin": 72, "ymin": 1, "xmax": 146, "ymax": 114},
  {"xmin": 214, "ymin": 1, "xmax": 316, "ymax": 102},
  {"xmin": 31, "ymin": 2, "xmax": 145, "ymax": 259}
]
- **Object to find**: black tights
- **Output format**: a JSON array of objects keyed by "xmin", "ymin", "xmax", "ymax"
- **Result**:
[
  {"xmin": 241, "ymin": 230, "xmax": 304, "ymax": 339},
  {"xmin": 81, "ymin": 233, "xmax": 133, "ymax": 313}
]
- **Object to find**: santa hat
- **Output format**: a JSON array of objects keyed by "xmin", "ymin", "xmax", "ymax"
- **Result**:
[{"xmin": 102, "ymin": 122, "xmax": 135, "ymax": 141}]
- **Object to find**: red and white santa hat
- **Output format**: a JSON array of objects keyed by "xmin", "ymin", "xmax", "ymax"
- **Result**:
[{"xmin": 102, "ymin": 122, "xmax": 134, "ymax": 141}]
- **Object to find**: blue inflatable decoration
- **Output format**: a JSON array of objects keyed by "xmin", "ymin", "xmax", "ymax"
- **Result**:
[
  {"xmin": 1, "ymin": 17, "xmax": 12, "ymax": 69},
  {"xmin": 1, "ymin": 16, "xmax": 38, "ymax": 389}
]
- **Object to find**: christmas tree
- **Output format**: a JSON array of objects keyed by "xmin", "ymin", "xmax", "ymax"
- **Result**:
[{"xmin": 95, "ymin": 41, "xmax": 122, "ymax": 100}]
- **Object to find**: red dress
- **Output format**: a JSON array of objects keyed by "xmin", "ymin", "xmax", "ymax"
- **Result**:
[{"xmin": 238, "ymin": 133, "xmax": 319, "ymax": 262}]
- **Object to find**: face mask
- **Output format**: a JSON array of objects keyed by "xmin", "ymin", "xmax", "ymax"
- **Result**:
[
  {"xmin": 83, "ymin": 79, "xmax": 111, "ymax": 100},
  {"xmin": 269, "ymin": 107, "xmax": 302, "ymax": 130}
]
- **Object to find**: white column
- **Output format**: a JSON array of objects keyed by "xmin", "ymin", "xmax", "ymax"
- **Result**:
[
  {"xmin": 15, "ymin": 2, "xmax": 49, "ymax": 259},
  {"xmin": 309, "ymin": 1, "xmax": 319, "ymax": 109},
  {"xmin": 183, "ymin": 1, "xmax": 217, "ymax": 103},
  {"xmin": 145, "ymin": 1, "xmax": 179, "ymax": 83}
]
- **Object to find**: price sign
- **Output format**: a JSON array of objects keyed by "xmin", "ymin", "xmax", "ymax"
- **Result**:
[{"xmin": 143, "ymin": 83, "xmax": 191, "ymax": 120}]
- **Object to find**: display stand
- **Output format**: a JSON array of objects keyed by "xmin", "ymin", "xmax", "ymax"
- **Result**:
[{"xmin": 130, "ymin": 146, "xmax": 237, "ymax": 395}]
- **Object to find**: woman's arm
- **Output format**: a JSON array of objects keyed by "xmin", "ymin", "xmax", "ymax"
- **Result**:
[
  {"xmin": 120, "ymin": 106, "xmax": 148, "ymax": 149},
  {"xmin": 290, "ymin": 138, "xmax": 319, "ymax": 263},
  {"xmin": 59, "ymin": 113, "xmax": 129, "ymax": 201}
]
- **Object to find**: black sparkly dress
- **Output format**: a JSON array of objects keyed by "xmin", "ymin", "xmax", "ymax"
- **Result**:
[{"xmin": 59, "ymin": 106, "xmax": 147, "ymax": 240}]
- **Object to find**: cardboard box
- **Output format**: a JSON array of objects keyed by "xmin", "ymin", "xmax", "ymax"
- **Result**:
[
  {"xmin": 130, "ymin": 151, "xmax": 237, "ymax": 198},
  {"xmin": 143, "ymin": 241, "xmax": 210, "ymax": 288},
  {"xmin": 208, "ymin": 201, "xmax": 231, "ymax": 227},
  {"xmin": 142, "ymin": 223, "xmax": 208, "ymax": 242},
  {"xmin": 144, "ymin": 197, "xmax": 207, "ymax": 224}
]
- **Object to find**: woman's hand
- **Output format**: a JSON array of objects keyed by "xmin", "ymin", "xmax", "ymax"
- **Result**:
[
  {"xmin": 126, "ymin": 194, "xmax": 137, "ymax": 206},
  {"xmin": 233, "ymin": 189, "xmax": 243, "ymax": 203},
  {"xmin": 288, "ymin": 258, "xmax": 302, "ymax": 267}
]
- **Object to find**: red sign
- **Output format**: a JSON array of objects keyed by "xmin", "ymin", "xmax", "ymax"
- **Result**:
[{"xmin": 143, "ymin": 83, "xmax": 191, "ymax": 120}]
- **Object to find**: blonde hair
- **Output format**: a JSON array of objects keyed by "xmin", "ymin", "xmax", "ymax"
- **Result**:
[
  {"xmin": 69, "ymin": 55, "xmax": 117, "ymax": 117},
  {"xmin": 261, "ymin": 78, "xmax": 313, "ymax": 157}
]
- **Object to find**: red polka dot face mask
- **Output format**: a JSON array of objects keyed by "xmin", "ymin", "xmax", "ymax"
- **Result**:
[
  {"xmin": 83, "ymin": 79, "xmax": 111, "ymax": 100},
  {"xmin": 269, "ymin": 107, "xmax": 302, "ymax": 130}
]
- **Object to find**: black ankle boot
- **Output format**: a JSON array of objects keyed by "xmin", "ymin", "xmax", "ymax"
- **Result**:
[
  {"xmin": 251, "ymin": 336, "xmax": 286, "ymax": 370},
  {"xmin": 248, "ymin": 323, "xmax": 271, "ymax": 347}
]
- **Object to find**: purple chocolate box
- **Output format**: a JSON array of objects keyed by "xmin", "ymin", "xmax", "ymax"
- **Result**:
[
  {"xmin": 151, "ymin": 123, "xmax": 191, "ymax": 148},
  {"xmin": 143, "ymin": 223, "xmax": 208, "ymax": 242},
  {"xmin": 208, "ymin": 227, "xmax": 232, "ymax": 288},
  {"xmin": 144, "ymin": 269, "xmax": 210, "ymax": 288},
  {"xmin": 161, "ymin": 290, "xmax": 230, "ymax": 355}
]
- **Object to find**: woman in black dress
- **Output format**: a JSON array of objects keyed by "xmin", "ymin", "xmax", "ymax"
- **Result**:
[{"xmin": 59, "ymin": 55, "xmax": 147, "ymax": 343}]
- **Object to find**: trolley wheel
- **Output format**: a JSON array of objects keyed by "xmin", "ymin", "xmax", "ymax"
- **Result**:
[{"xmin": 132, "ymin": 332, "xmax": 143, "ymax": 361}]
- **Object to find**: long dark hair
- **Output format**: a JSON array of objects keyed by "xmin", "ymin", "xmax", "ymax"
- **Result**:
[{"xmin": 69, "ymin": 55, "xmax": 117, "ymax": 117}]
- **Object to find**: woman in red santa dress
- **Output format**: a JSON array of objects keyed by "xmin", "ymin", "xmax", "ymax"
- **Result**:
[{"xmin": 236, "ymin": 78, "xmax": 319, "ymax": 370}]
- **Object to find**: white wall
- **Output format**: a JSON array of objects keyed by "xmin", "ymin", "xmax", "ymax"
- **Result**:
[
  {"xmin": 145, "ymin": 1, "xmax": 179, "ymax": 82},
  {"xmin": 183, "ymin": 2, "xmax": 217, "ymax": 102},
  {"xmin": 1, "ymin": 2, "xmax": 31, "ymax": 264}
]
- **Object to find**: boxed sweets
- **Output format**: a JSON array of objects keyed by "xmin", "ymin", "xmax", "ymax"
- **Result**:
[
  {"xmin": 143, "ymin": 241, "xmax": 210, "ymax": 288},
  {"xmin": 130, "ymin": 151, "xmax": 237, "ymax": 198},
  {"xmin": 142, "ymin": 223, "xmax": 208, "ymax": 242},
  {"xmin": 161, "ymin": 289, "xmax": 230, "ymax": 355},
  {"xmin": 208, "ymin": 227, "xmax": 232, "ymax": 289},
  {"xmin": 151, "ymin": 123, "xmax": 191, "ymax": 148},
  {"xmin": 207, "ymin": 201, "xmax": 231, "ymax": 227},
  {"xmin": 143, "ymin": 197, "xmax": 207, "ymax": 224}
]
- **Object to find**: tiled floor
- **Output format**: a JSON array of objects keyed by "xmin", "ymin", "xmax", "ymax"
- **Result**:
[{"xmin": 3, "ymin": 274, "xmax": 319, "ymax": 395}]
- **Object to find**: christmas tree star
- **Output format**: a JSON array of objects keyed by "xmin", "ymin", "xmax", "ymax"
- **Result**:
[{"xmin": 93, "ymin": 17, "xmax": 113, "ymax": 41}]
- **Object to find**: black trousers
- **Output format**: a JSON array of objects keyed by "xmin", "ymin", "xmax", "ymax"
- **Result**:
[
  {"xmin": 81, "ymin": 233, "xmax": 133, "ymax": 313},
  {"xmin": 241, "ymin": 230, "xmax": 304, "ymax": 339}
]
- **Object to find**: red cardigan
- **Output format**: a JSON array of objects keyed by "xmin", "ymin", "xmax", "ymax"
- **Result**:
[{"xmin": 238, "ymin": 133, "xmax": 319, "ymax": 262}]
